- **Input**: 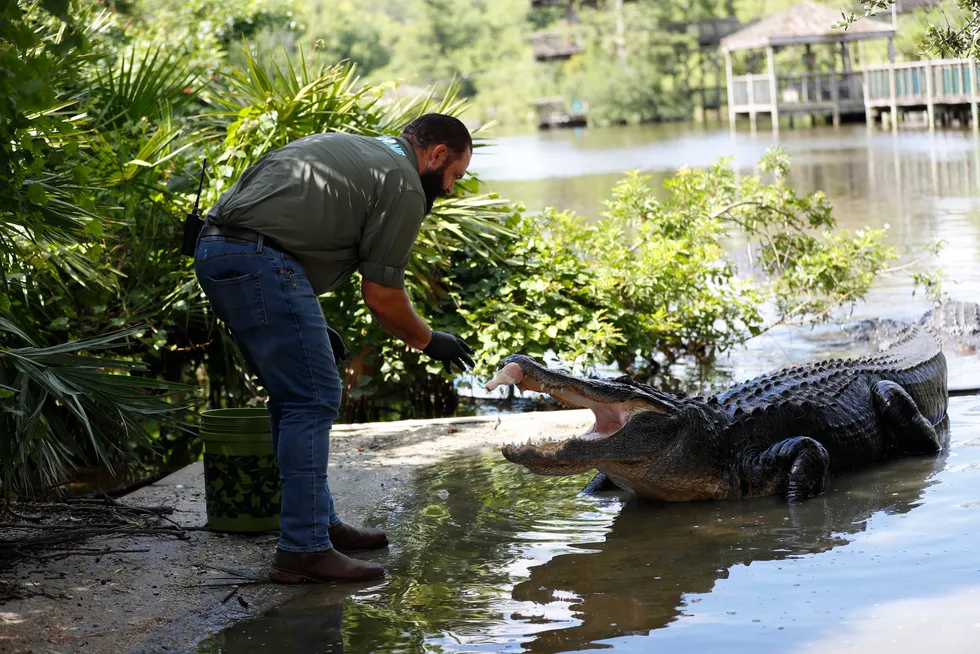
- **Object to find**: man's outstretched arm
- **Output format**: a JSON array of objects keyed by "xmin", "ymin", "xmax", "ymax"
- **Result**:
[
  {"xmin": 361, "ymin": 279, "xmax": 475, "ymax": 373},
  {"xmin": 361, "ymin": 279, "xmax": 431, "ymax": 350}
]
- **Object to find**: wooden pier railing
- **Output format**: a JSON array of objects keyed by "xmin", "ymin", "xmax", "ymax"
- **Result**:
[{"xmin": 728, "ymin": 59, "xmax": 980, "ymax": 132}]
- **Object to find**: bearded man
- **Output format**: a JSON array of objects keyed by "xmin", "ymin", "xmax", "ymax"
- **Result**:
[{"xmin": 194, "ymin": 113, "xmax": 476, "ymax": 583}]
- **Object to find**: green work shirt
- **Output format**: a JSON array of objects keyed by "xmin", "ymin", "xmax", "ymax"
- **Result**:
[{"xmin": 206, "ymin": 133, "xmax": 426, "ymax": 294}]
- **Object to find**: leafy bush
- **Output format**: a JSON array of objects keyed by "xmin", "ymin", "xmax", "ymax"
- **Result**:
[{"xmin": 453, "ymin": 147, "xmax": 902, "ymax": 383}]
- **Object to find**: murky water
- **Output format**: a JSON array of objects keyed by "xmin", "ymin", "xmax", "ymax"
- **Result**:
[
  {"xmin": 198, "ymin": 124, "xmax": 980, "ymax": 653},
  {"xmin": 199, "ymin": 399, "xmax": 980, "ymax": 653},
  {"xmin": 478, "ymin": 123, "xmax": 980, "ymax": 320}
]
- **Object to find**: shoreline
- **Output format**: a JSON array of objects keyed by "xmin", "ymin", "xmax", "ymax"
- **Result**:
[{"xmin": 0, "ymin": 408, "xmax": 594, "ymax": 654}]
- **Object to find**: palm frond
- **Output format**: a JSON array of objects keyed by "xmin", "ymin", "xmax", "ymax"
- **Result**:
[
  {"xmin": 0, "ymin": 321, "xmax": 198, "ymax": 499},
  {"xmin": 89, "ymin": 44, "xmax": 203, "ymax": 129}
]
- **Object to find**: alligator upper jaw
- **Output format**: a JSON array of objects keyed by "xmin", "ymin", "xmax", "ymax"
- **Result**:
[{"xmin": 487, "ymin": 361, "xmax": 654, "ymax": 470}]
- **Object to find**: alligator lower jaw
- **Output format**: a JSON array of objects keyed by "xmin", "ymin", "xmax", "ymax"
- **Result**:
[
  {"xmin": 500, "ymin": 424, "xmax": 604, "ymax": 463},
  {"xmin": 498, "ymin": 445, "xmax": 598, "ymax": 476}
]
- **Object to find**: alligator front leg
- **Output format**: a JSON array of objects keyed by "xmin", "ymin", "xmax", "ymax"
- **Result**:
[
  {"xmin": 873, "ymin": 380, "xmax": 941, "ymax": 454},
  {"xmin": 581, "ymin": 472, "xmax": 620, "ymax": 494},
  {"xmin": 757, "ymin": 437, "xmax": 831, "ymax": 503}
]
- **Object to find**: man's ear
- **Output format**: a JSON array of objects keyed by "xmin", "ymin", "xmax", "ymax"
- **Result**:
[{"xmin": 427, "ymin": 144, "xmax": 449, "ymax": 169}]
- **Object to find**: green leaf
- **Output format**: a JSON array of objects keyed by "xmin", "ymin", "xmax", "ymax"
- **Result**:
[
  {"xmin": 83, "ymin": 220, "xmax": 103, "ymax": 237},
  {"xmin": 41, "ymin": 0, "xmax": 70, "ymax": 16},
  {"xmin": 25, "ymin": 183, "xmax": 48, "ymax": 206}
]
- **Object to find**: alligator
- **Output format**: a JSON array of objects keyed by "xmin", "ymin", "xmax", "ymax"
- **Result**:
[
  {"xmin": 486, "ymin": 326, "xmax": 949, "ymax": 503},
  {"xmin": 818, "ymin": 300, "xmax": 980, "ymax": 354},
  {"xmin": 919, "ymin": 300, "xmax": 980, "ymax": 353}
]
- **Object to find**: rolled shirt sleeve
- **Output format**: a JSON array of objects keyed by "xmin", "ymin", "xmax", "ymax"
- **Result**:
[{"xmin": 358, "ymin": 189, "xmax": 427, "ymax": 289}]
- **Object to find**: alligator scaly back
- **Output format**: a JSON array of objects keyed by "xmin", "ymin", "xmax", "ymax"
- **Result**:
[{"xmin": 714, "ymin": 326, "xmax": 946, "ymax": 426}]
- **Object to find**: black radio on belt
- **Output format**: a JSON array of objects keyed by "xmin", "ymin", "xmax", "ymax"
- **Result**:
[{"xmin": 180, "ymin": 159, "xmax": 208, "ymax": 258}]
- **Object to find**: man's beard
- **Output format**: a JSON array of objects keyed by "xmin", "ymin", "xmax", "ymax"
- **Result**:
[{"xmin": 420, "ymin": 165, "xmax": 450, "ymax": 215}]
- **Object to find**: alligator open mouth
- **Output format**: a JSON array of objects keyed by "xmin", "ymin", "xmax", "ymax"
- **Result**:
[{"xmin": 485, "ymin": 358, "xmax": 659, "ymax": 468}]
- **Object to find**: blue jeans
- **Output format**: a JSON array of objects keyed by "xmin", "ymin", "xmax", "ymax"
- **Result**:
[{"xmin": 194, "ymin": 235, "xmax": 342, "ymax": 552}]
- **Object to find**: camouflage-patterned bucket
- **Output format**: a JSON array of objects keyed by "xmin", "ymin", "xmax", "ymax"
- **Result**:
[{"xmin": 200, "ymin": 408, "xmax": 281, "ymax": 533}]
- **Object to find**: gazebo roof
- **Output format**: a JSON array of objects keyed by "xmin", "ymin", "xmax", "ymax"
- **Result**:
[{"xmin": 720, "ymin": 1, "xmax": 896, "ymax": 52}]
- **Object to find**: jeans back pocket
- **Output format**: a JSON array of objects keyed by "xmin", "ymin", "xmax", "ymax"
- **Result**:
[{"xmin": 199, "ymin": 272, "xmax": 269, "ymax": 332}]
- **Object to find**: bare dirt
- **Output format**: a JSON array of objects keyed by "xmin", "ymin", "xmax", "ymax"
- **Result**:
[{"xmin": 0, "ymin": 409, "xmax": 593, "ymax": 654}]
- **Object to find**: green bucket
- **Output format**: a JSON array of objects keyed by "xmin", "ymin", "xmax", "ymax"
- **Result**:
[{"xmin": 200, "ymin": 408, "xmax": 282, "ymax": 533}]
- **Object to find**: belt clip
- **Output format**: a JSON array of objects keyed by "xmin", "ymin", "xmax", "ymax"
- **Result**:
[{"xmin": 256, "ymin": 234, "xmax": 265, "ymax": 253}]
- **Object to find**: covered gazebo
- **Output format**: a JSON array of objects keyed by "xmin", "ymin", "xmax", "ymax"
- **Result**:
[{"xmin": 720, "ymin": 1, "xmax": 896, "ymax": 132}]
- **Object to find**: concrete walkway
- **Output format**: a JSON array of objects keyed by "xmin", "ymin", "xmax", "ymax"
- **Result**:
[{"xmin": 0, "ymin": 409, "xmax": 593, "ymax": 654}]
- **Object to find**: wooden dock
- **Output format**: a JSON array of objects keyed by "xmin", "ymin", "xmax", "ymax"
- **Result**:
[
  {"xmin": 530, "ymin": 96, "xmax": 588, "ymax": 129},
  {"xmin": 730, "ymin": 71, "xmax": 864, "ymax": 127},
  {"xmin": 864, "ymin": 58, "xmax": 980, "ymax": 131},
  {"xmin": 729, "ymin": 59, "xmax": 980, "ymax": 133},
  {"xmin": 719, "ymin": 2, "xmax": 976, "ymax": 133}
]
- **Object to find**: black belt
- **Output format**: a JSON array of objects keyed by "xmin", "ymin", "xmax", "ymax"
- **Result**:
[{"xmin": 200, "ymin": 225, "xmax": 293, "ymax": 258}]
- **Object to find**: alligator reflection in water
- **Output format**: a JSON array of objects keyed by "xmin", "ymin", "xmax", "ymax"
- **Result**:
[{"xmin": 511, "ymin": 447, "xmax": 947, "ymax": 653}]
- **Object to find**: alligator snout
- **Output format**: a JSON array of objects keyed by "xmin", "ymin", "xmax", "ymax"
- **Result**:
[{"xmin": 485, "ymin": 362, "xmax": 524, "ymax": 392}]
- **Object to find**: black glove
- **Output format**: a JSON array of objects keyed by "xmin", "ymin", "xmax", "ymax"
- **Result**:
[
  {"xmin": 423, "ymin": 331, "xmax": 476, "ymax": 374},
  {"xmin": 326, "ymin": 326, "xmax": 348, "ymax": 363}
]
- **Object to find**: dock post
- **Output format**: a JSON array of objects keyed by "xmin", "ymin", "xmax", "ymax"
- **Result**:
[
  {"xmin": 863, "ymin": 69, "xmax": 873, "ymax": 129},
  {"xmin": 725, "ymin": 50, "xmax": 735, "ymax": 133},
  {"xmin": 925, "ymin": 61, "xmax": 935, "ymax": 132},
  {"xmin": 767, "ymin": 46, "xmax": 779, "ymax": 135},
  {"xmin": 831, "ymin": 70, "xmax": 841, "ymax": 127},
  {"xmin": 747, "ymin": 73, "xmax": 757, "ymax": 133},
  {"xmin": 888, "ymin": 65, "xmax": 898, "ymax": 133},
  {"xmin": 971, "ymin": 58, "xmax": 979, "ymax": 135}
]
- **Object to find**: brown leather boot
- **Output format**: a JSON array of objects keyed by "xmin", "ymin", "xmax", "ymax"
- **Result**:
[
  {"xmin": 328, "ymin": 521, "xmax": 389, "ymax": 553},
  {"xmin": 269, "ymin": 548, "xmax": 386, "ymax": 583}
]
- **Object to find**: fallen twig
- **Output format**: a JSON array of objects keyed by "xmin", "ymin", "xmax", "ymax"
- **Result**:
[
  {"xmin": 0, "ymin": 579, "xmax": 59, "ymax": 602},
  {"xmin": 53, "ymin": 631, "xmax": 111, "ymax": 643},
  {"xmin": 16, "ymin": 547, "xmax": 151, "ymax": 561},
  {"xmin": 220, "ymin": 586, "xmax": 240, "ymax": 603},
  {"xmin": 1, "ymin": 525, "xmax": 187, "ymax": 550},
  {"xmin": 0, "ymin": 523, "xmax": 133, "ymax": 530},
  {"xmin": 950, "ymin": 386, "xmax": 980, "ymax": 397},
  {"xmin": 184, "ymin": 580, "xmax": 266, "ymax": 590},
  {"xmin": 0, "ymin": 498, "xmax": 193, "ymax": 573},
  {"xmin": 63, "ymin": 496, "xmax": 175, "ymax": 515},
  {"xmin": 0, "ymin": 505, "xmax": 44, "ymax": 521},
  {"xmin": 192, "ymin": 562, "xmax": 260, "ymax": 581}
]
